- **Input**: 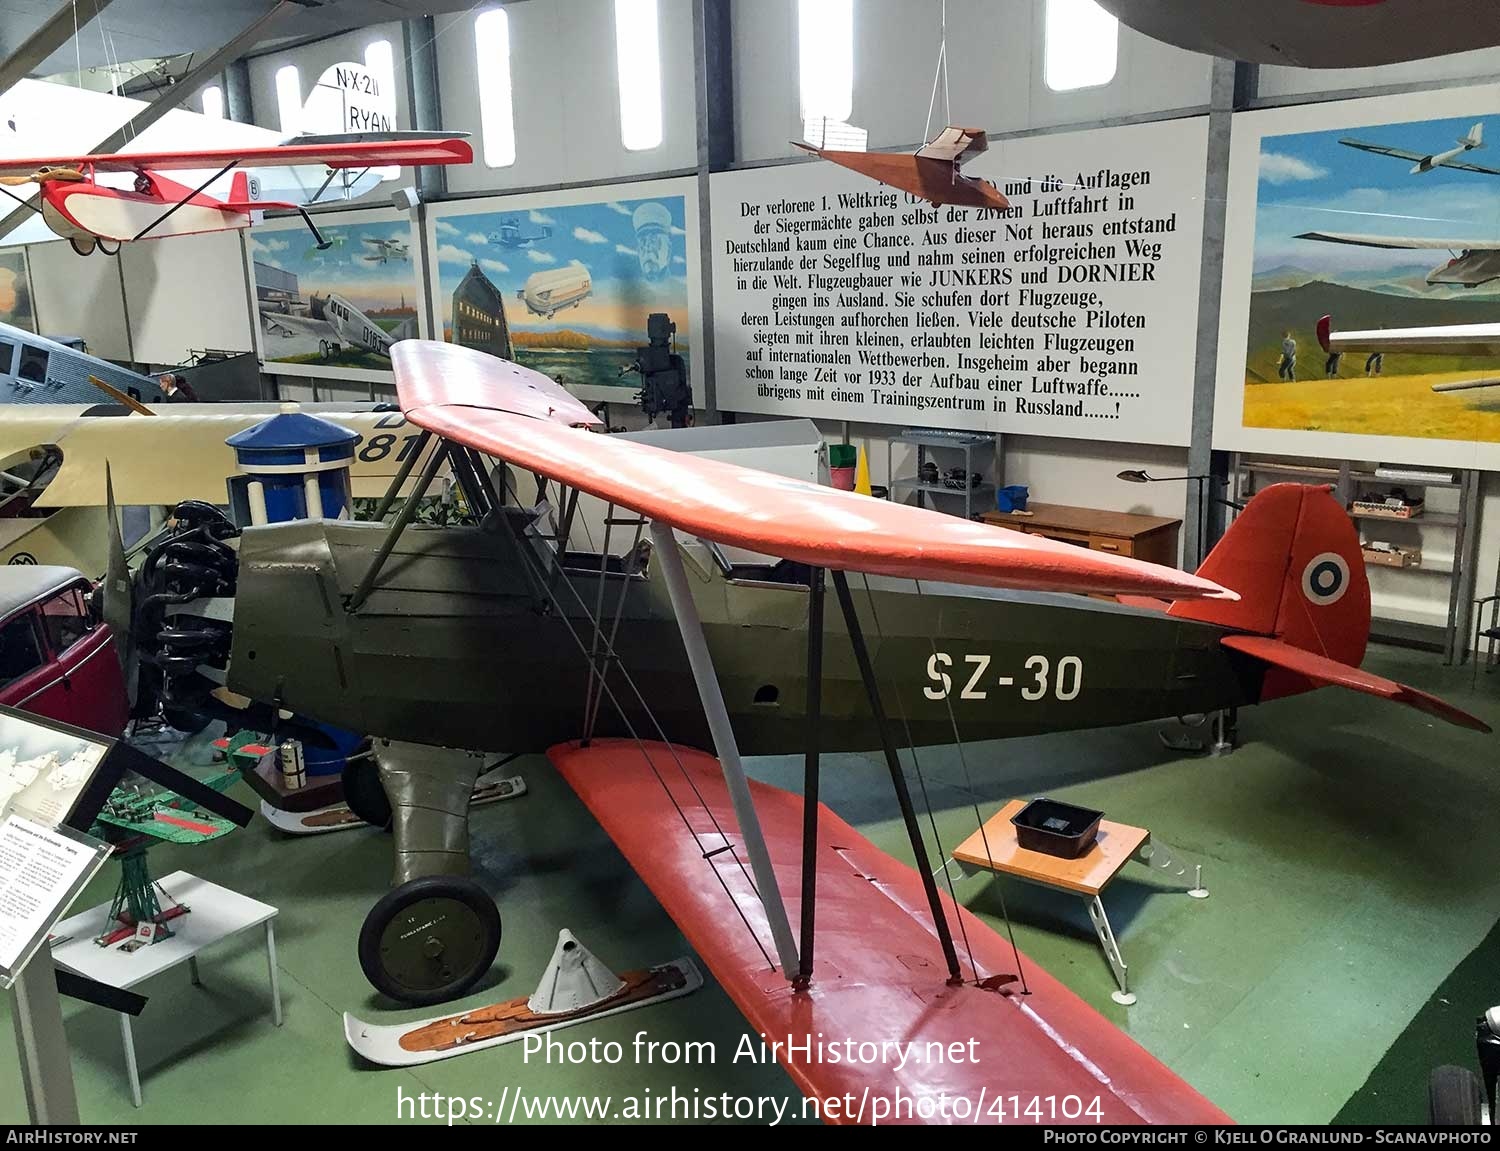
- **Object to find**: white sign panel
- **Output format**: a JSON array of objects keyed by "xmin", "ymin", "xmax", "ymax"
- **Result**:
[
  {"xmin": 0, "ymin": 815, "xmax": 109, "ymax": 986},
  {"xmin": 305, "ymin": 62, "xmax": 393, "ymax": 135},
  {"xmin": 710, "ymin": 117, "xmax": 1209, "ymax": 445}
]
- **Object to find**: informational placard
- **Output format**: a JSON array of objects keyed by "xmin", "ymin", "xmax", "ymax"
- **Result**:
[
  {"xmin": 1213, "ymin": 82, "xmax": 1500, "ymax": 470},
  {"xmin": 0, "ymin": 814, "xmax": 110, "ymax": 987},
  {"xmin": 710, "ymin": 117, "xmax": 1209, "ymax": 445},
  {"xmin": 0, "ymin": 708, "xmax": 111, "ymax": 831}
]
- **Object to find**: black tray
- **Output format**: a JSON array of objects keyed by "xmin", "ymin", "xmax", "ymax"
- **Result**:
[{"xmin": 1010, "ymin": 798, "xmax": 1103, "ymax": 859}]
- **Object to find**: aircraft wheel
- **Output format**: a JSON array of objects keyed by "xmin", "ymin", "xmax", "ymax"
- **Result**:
[
  {"xmin": 358, "ymin": 875, "xmax": 501, "ymax": 1006},
  {"xmin": 341, "ymin": 749, "xmax": 391, "ymax": 830},
  {"xmin": 68, "ymin": 236, "xmax": 96, "ymax": 256},
  {"xmin": 318, "ymin": 339, "xmax": 330, "ymax": 358},
  {"xmin": 97, "ymin": 239, "xmax": 120, "ymax": 256},
  {"xmin": 1429, "ymin": 1066, "xmax": 1487, "ymax": 1125}
]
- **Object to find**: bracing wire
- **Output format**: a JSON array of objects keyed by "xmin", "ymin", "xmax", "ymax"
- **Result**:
[
  {"xmin": 854, "ymin": 573, "xmax": 981, "ymax": 985},
  {"xmin": 910, "ymin": 576, "xmax": 1031, "ymax": 995},
  {"xmin": 923, "ymin": 0, "xmax": 951, "ymax": 144},
  {"xmin": 495, "ymin": 469, "xmax": 778, "ymax": 969}
]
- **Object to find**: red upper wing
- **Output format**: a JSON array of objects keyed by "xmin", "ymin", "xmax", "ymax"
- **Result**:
[
  {"xmin": 395, "ymin": 341, "xmax": 1233, "ymax": 600},
  {"xmin": 0, "ymin": 137, "xmax": 471, "ymax": 176}
]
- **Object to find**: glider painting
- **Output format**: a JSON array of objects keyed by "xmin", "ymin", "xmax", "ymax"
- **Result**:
[
  {"xmin": 1319, "ymin": 313, "xmax": 1500, "ymax": 393},
  {"xmin": 793, "ymin": 121, "xmax": 1011, "ymax": 210},
  {"xmin": 0, "ymin": 133, "xmax": 471, "ymax": 256},
  {"xmin": 1295, "ymin": 230, "xmax": 1500, "ymax": 289},
  {"xmin": 1340, "ymin": 121, "xmax": 1498, "ymax": 176}
]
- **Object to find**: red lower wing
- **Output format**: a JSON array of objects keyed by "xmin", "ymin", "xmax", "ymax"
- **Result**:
[{"xmin": 549, "ymin": 739, "xmax": 1231, "ymax": 1125}]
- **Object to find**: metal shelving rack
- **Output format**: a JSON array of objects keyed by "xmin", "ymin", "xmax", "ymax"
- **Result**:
[
  {"xmin": 1229, "ymin": 453, "xmax": 1481, "ymax": 664},
  {"xmin": 886, "ymin": 429, "xmax": 997, "ymax": 520}
]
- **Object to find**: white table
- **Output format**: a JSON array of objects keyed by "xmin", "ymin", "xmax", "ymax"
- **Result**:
[{"xmin": 48, "ymin": 870, "xmax": 282, "ymax": 1107}]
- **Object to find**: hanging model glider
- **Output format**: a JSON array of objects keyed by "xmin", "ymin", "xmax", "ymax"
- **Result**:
[
  {"xmin": 1296, "ymin": 230, "xmax": 1500, "ymax": 289},
  {"xmin": 794, "ymin": 119, "xmax": 1010, "ymax": 210},
  {"xmin": 1318, "ymin": 312, "xmax": 1500, "ymax": 392},
  {"xmin": 0, "ymin": 132, "xmax": 471, "ymax": 256}
]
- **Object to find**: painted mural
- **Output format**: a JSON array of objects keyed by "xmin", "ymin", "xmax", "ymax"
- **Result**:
[
  {"xmin": 0, "ymin": 249, "xmax": 35, "ymax": 333},
  {"xmin": 1244, "ymin": 109, "xmax": 1500, "ymax": 443},
  {"xmin": 249, "ymin": 213, "xmax": 421, "ymax": 378},
  {"xmin": 433, "ymin": 195, "xmax": 692, "ymax": 396}
]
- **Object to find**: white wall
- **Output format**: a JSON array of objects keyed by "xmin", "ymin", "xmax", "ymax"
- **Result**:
[
  {"xmin": 733, "ymin": 0, "xmax": 1215, "ymax": 162},
  {"xmin": 119, "ymin": 230, "xmax": 255, "ymax": 366},
  {"xmin": 436, "ymin": 0, "xmax": 698, "ymax": 195},
  {"xmin": 1259, "ymin": 46, "xmax": 1500, "ymax": 99},
  {"xmin": 28, "ymin": 240, "xmax": 131, "ymax": 358}
]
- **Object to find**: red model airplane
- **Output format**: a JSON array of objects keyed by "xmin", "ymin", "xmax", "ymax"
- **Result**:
[
  {"xmin": 0, "ymin": 132, "xmax": 471, "ymax": 256},
  {"xmin": 794, "ymin": 120, "xmax": 1010, "ymax": 210}
]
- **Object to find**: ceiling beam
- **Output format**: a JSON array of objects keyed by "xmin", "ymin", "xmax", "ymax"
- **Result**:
[
  {"xmin": 0, "ymin": 0, "xmax": 117, "ymax": 95},
  {"xmin": 0, "ymin": 0, "xmax": 294, "ymax": 245}
]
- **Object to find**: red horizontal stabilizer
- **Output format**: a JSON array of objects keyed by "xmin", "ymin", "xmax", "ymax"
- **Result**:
[
  {"xmin": 395, "ymin": 342, "xmax": 1233, "ymax": 600},
  {"xmin": 0, "ymin": 137, "xmax": 472, "ymax": 177},
  {"xmin": 1221, "ymin": 634, "xmax": 1491, "ymax": 732},
  {"xmin": 548, "ymin": 739, "xmax": 1231, "ymax": 1125}
]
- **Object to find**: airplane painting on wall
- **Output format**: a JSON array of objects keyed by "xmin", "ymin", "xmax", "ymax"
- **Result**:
[
  {"xmin": 248, "ymin": 208, "xmax": 423, "ymax": 383},
  {"xmin": 0, "ymin": 249, "xmax": 34, "ymax": 333},
  {"xmin": 430, "ymin": 182, "xmax": 697, "ymax": 403},
  {"xmin": 1242, "ymin": 109, "xmax": 1500, "ymax": 443}
]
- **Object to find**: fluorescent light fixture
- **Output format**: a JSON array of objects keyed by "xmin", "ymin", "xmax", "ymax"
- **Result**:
[
  {"xmin": 798, "ymin": 0, "xmax": 853, "ymax": 122},
  {"xmin": 614, "ymin": 0, "xmax": 663, "ymax": 151},
  {"xmin": 1044, "ymin": 0, "xmax": 1119, "ymax": 91},
  {"xmin": 275, "ymin": 64, "xmax": 301, "ymax": 134},
  {"xmin": 364, "ymin": 39, "xmax": 399, "ymax": 178},
  {"xmin": 200, "ymin": 84, "xmax": 224, "ymax": 120},
  {"xmin": 475, "ymin": 7, "xmax": 517, "ymax": 167}
]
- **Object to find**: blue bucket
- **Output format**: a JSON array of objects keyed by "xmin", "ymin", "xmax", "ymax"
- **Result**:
[{"xmin": 996, "ymin": 485, "xmax": 1030, "ymax": 514}]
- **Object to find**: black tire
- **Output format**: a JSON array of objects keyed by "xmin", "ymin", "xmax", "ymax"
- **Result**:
[
  {"xmin": 1429, "ymin": 1065, "xmax": 1487, "ymax": 1125},
  {"xmin": 162, "ymin": 705, "xmax": 212, "ymax": 735},
  {"xmin": 358, "ymin": 875, "xmax": 501, "ymax": 1006},
  {"xmin": 341, "ymin": 751, "xmax": 391, "ymax": 830},
  {"xmin": 68, "ymin": 236, "xmax": 95, "ymax": 257}
]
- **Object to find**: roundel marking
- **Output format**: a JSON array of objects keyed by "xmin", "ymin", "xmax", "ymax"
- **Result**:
[
  {"xmin": 7, "ymin": 552, "xmax": 36, "ymax": 565},
  {"xmin": 1301, "ymin": 551, "xmax": 1349, "ymax": 605}
]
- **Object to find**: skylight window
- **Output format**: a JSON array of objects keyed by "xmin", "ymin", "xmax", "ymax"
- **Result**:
[
  {"xmin": 201, "ymin": 84, "xmax": 224, "ymax": 120},
  {"xmin": 275, "ymin": 64, "xmax": 301, "ymax": 134},
  {"xmin": 1044, "ymin": 0, "xmax": 1119, "ymax": 91},
  {"xmin": 798, "ymin": 0, "xmax": 853, "ymax": 123},
  {"xmin": 475, "ymin": 7, "xmax": 517, "ymax": 167},
  {"xmin": 614, "ymin": 0, "xmax": 663, "ymax": 151},
  {"xmin": 364, "ymin": 39, "xmax": 399, "ymax": 178}
]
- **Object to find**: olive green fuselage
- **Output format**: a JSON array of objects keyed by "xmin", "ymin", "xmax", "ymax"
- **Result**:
[{"xmin": 227, "ymin": 517, "xmax": 1263, "ymax": 755}]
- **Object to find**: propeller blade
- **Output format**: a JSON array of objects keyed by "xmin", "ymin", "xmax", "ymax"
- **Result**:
[{"xmin": 103, "ymin": 462, "xmax": 138, "ymax": 707}]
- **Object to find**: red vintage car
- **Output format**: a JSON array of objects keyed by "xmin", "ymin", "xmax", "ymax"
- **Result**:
[{"xmin": 0, "ymin": 565, "xmax": 129, "ymax": 736}]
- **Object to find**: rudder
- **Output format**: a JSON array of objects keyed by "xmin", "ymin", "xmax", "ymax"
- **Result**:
[{"xmin": 1168, "ymin": 483, "xmax": 1370, "ymax": 666}]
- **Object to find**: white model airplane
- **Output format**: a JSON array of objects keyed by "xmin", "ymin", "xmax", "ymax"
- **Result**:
[
  {"xmin": 1317, "ymin": 313, "xmax": 1500, "ymax": 392},
  {"xmin": 1340, "ymin": 122, "xmax": 1500, "ymax": 176},
  {"xmin": 1295, "ymin": 231, "xmax": 1500, "ymax": 289}
]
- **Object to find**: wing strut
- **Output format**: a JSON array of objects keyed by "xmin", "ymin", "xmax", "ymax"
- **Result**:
[
  {"xmin": 831, "ymin": 570, "xmax": 963, "ymax": 984},
  {"xmin": 796, "ymin": 566, "xmax": 826, "ymax": 986},
  {"xmin": 650, "ymin": 521, "xmax": 802, "ymax": 977},
  {"xmin": 131, "ymin": 161, "xmax": 238, "ymax": 242}
]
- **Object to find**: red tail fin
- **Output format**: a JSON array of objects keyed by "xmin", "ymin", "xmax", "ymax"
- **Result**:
[{"xmin": 1168, "ymin": 483, "xmax": 1370, "ymax": 667}]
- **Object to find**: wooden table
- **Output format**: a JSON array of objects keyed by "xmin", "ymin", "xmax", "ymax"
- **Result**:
[
  {"xmin": 951, "ymin": 799, "xmax": 1205, "ymax": 1004},
  {"xmin": 981, "ymin": 502, "xmax": 1182, "ymax": 567}
]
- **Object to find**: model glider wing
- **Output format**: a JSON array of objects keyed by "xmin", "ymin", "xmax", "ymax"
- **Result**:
[
  {"xmin": 916, "ymin": 126, "xmax": 988, "ymax": 165},
  {"xmin": 1222, "ymin": 634, "xmax": 1490, "ymax": 732},
  {"xmin": 1439, "ymin": 157, "xmax": 1500, "ymax": 176},
  {"xmin": 1317, "ymin": 314, "xmax": 1500, "ymax": 357},
  {"xmin": 0, "ymin": 134, "xmax": 472, "ymax": 177},
  {"xmin": 394, "ymin": 342, "xmax": 1232, "ymax": 600}
]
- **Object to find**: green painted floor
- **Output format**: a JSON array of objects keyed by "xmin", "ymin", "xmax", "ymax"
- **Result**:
[{"xmin": 2, "ymin": 644, "xmax": 1497, "ymax": 1125}]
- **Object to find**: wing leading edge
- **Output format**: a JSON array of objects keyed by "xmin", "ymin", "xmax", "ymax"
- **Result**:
[
  {"xmin": 0, "ymin": 134, "xmax": 473, "ymax": 177},
  {"xmin": 393, "ymin": 341, "xmax": 1232, "ymax": 601}
]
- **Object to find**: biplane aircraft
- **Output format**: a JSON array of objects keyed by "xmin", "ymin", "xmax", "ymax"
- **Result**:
[
  {"xmin": 111, "ymin": 341, "xmax": 1477, "ymax": 1121},
  {"xmin": 361, "ymin": 236, "xmax": 410, "ymax": 264},
  {"xmin": 0, "ymin": 132, "xmax": 471, "ymax": 256},
  {"xmin": 794, "ymin": 120, "xmax": 1010, "ymax": 210},
  {"xmin": 1318, "ymin": 312, "xmax": 1500, "ymax": 392}
]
